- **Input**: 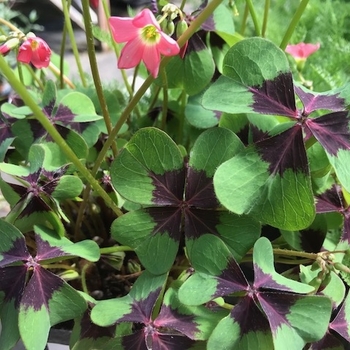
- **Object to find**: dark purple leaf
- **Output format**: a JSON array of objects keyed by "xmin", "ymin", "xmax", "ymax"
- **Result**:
[
  {"xmin": 148, "ymin": 207, "xmax": 182, "ymax": 242},
  {"xmin": 151, "ymin": 169, "xmax": 185, "ymax": 206},
  {"xmin": 257, "ymin": 292, "xmax": 299, "ymax": 332},
  {"xmin": 79, "ymin": 307, "xmax": 115, "ymax": 340},
  {"xmin": 186, "ymin": 32, "xmax": 207, "ymax": 55},
  {"xmin": 0, "ymin": 117, "xmax": 14, "ymax": 142},
  {"xmin": 184, "ymin": 208, "xmax": 221, "ymax": 239},
  {"xmin": 0, "ymin": 237, "xmax": 30, "ymax": 267},
  {"xmin": 185, "ymin": 168, "xmax": 218, "ymax": 208},
  {"xmin": 330, "ymin": 298, "xmax": 350, "ymax": 342},
  {"xmin": 216, "ymin": 258, "xmax": 249, "ymax": 296},
  {"xmin": 254, "ymin": 265, "xmax": 295, "ymax": 291},
  {"xmin": 231, "ymin": 296, "xmax": 271, "ymax": 335},
  {"xmin": 122, "ymin": 330, "xmax": 148, "ymax": 350},
  {"xmin": 309, "ymin": 331, "xmax": 344, "ymax": 350},
  {"xmin": 154, "ymin": 304, "xmax": 199, "ymax": 339},
  {"xmin": 316, "ymin": 185, "xmax": 344, "ymax": 213},
  {"xmin": 20, "ymin": 266, "xmax": 63, "ymax": 311},
  {"xmin": 250, "ymin": 73, "xmax": 298, "ymax": 118},
  {"xmin": 119, "ymin": 288, "xmax": 162, "ymax": 324},
  {"xmin": 343, "ymin": 213, "xmax": 350, "ymax": 243},
  {"xmin": 295, "ymin": 86, "xmax": 346, "ymax": 116},
  {"xmin": 53, "ymin": 105, "xmax": 75, "ymax": 124},
  {"xmin": 297, "ymin": 228, "xmax": 326, "ymax": 253},
  {"xmin": 0, "ymin": 266, "xmax": 27, "ymax": 307},
  {"xmin": 306, "ymin": 111, "xmax": 350, "ymax": 156},
  {"xmin": 18, "ymin": 195, "xmax": 53, "ymax": 218},
  {"xmin": 34, "ymin": 234, "xmax": 67, "ymax": 261},
  {"xmin": 256, "ymin": 124, "xmax": 308, "ymax": 176},
  {"xmin": 43, "ymin": 98, "xmax": 55, "ymax": 117}
]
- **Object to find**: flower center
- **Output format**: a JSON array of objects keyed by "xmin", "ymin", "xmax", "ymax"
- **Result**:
[
  {"xmin": 141, "ymin": 25, "xmax": 160, "ymax": 44},
  {"xmin": 30, "ymin": 39, "xmax": 39, "ymax": 50}
]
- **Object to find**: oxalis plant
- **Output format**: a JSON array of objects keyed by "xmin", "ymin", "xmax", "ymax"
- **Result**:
[{"xmin": 0, "ymin": 0, "xmax": 350, "ymax": 349}]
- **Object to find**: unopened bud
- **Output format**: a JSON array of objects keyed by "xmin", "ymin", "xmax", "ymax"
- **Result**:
[
  {"xmin": 166, "ymin": 21, "xmax": 175, "ymax": 36},
  {"xmin": 0, "ymin": 37, "xmax": 20, "ymax": 55},
  {"xmin": 176, "ymin": 20, "xmax": 188, "ymax": 38}
]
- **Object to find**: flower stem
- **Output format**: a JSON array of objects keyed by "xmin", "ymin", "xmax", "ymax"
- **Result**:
[
  {"xmin": 262, "ymin": 0, "xmax": 270, "ymax": 37},
  {"xmin": 239, "ymin": 3, "xmax": 249, "ymax": 35},
  {"xmin": 246, "ymin": 0, "xmax": 261, "ymax": 36},
  {"xmin": 0, "ymin": 55, "xmax": 123, "ymax": 218},
  {"xmin": 160, "ymin": 68, "xmax": 169, "ymax": 130},
  {"xmin": 81, "ymin": 0, "xmax": 116, "ymax": 156},
  {"xmin": 61, "ymin": 0, "xmax": 87, "ymax": 87},
  {"xmin": 280, "ymin": 0, "xmax": 310, "ymax": 50}
]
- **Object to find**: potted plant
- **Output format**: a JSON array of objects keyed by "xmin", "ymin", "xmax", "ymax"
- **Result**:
[{"xmin": 1, "ymin": 0, "xmax": 350, "ymax": 349}]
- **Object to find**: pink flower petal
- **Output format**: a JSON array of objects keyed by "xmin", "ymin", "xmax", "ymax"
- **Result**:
[
  {"xmin": 109, "ymin": 17, "xmax": 139, "ymax": 43},
  {"xmin": 17, "ymin": 42, "xmax": 32, "ymax": 64},
  {"xmin": 142, "ymin": 44, "xmax": 161, "ymax": 78},
  {"xmin": 285, "ymin": 42, "xmax": 320, "ymax": 59},
  {"xmin": 157, "ymin": 33, "xmax": 180, "ymax": 57},
  {"xmin": 133, "ymin": 8, "xmax": 161, "ymax": 30},
  {"xmin": 118, "ymin": 38, "xmax": 144, "ymax": 69}
]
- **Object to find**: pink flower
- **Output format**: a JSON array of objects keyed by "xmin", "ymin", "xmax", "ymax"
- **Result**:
[
  {"xmin": 17, "ymin": 36, "xmax": 51, "ymax": 69},
  {"xmin": 285, "ymin": 42, "xmax": 320, "ymax": 60},
  {"xmin": 109, "ymin": 8, "xmax": 180, "ymax": 78}
]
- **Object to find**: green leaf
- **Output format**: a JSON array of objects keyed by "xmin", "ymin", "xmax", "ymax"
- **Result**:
[
  {"xmin": 111, "ymin": 127, "xmax": 184, "ymax": 205},
  {"xmin": 202, "ymin": 37, "xmax": 292, "ymax": 114},
  {"xmin": 91, "ymin": 271, "xmax": 167, "ymax": 326},
  {"xmin": 34, "ymin": 225, "xmax": 100, "ymax": 262},
  {"xmin": 189, "ymin": 127, "xmax": 244, "ymax": 176},
  {"xmin": 207, "ymin": 314, "xmax": 273, "ymax": 350},
  {"xmin": 161, "ymin": 47, "xmax": 215, "ymax": 96},
  {"xmin": 51, "ymin": 175, "xmax": 83, "ymax": 201},
  {"xmin": 57, "ymin": 92, "xmax": 102, "ymax": 122},
  {"xmin": 185, "ymin": 93, "xmax": 220, "ymax": 129},
  {"xmin": 214, "ymin": 147, "xmax": 315, "ymax": 230},
  {"xmin": 111, "ymin": 210, "xmax": 178, "ymax": 274}
]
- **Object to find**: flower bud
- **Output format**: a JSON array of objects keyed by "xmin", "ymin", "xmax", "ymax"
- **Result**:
[
  {"xmin": 0, "ymin": 37, "xmax": 20, "ymax": 55},
  {"xmin": 166, "ymin": 21, "xmax": 175, "ymax": 36},
  {"xmin": 176, "ymin": 20, "xmax": 188, "ymax": 38}
]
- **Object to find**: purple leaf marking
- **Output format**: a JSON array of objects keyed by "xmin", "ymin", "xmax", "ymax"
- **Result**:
[
  {"xmin": 256, "ymin": 124, "xmax": 308, "ymax": 176},
  {"xmin": 257, "ymin": 292, "xmax": 299, "ymax": 333},
  {"xmin": 147, "ymin": 207, "xmax": 182, "ymax": 241},
  {"xmin": 316, "ymin": 185, "xmax": 344, "ymax": 213},
  {"xmin": 34, "ymin": 234, "xmax": 67, "ymax": 261},
  {"xmin": 151, "ymin": 169, "xmax": 185, "ymax": 206},
  {"xmin": 330, "ymin": 298, "xmax": 350, "ymax": 342},
  {"xmin": 184, "ymin": 208, "xmax": 221, "ymax": 239},
  {"xmin": 295, "ymin": 86, "xmax": 346, "ymax": 116},
  {"xmin": 231, "ymin": 296, "xmax": 271, "ymax": 336},
  {"xmin": 20, "ymin": 266, "xmax": 64, "ymax": 311},
  {"xmin": 216, "ymin": 258, "xmax": 249, "ymax": 296},
  {"xmin": 154, "ymin": 304, "xmax": 199, "ymax": 339},
  {"xmin": 79, "ymin": 307, "xmax": 115, "ymax": 340},
  {"xmin": 250, "ymin": 73, "xmax": 298, "ymax": 118},
  {"xmin": 306, "ymin": 111, "xmax": 350, "ymax": 156},
  {"xmin": 185, "ymin": 168, "xmax": 219, "ymax": 208},
  {"xmin": 254, "ymin": 265, "xmax": 294, "ymax": 292},
  {"xmin": 0, "ymin": 266, "xmax": 27, "ymax": 306},
  {"xmin": 119, "ymin": 288, "xmax": 162, "ymax": 324},
  {"xmin": 0, "ymin": 237, "xmax": 31, "ymax": 267}
]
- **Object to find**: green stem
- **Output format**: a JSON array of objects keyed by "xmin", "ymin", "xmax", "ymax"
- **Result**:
[
  {"xmin": 100, "ymin": 246, "xmax": 134, "ymax": 254},
  {"xmin": 179, "ymin": 0, "xmax": 187, "ymax": 11},
  {"xmin": 92, "ymin": 0, "xmax": 225, "ymax": 175},
  {"xmin": 272, "ymin": 248, "xmax": 317, "ymax": 260},
  {"xmin": 0, "ymin": 55, "xmax": 123, "ymax": 217},
  {"xmin": 81, "ymin": 0, "xmax": 116, "ymax": 156},
  {"xmin": 59, "ymin": 21, "xmax": 68, "ymax": 89},
  {"xmin": 61, "ymin": 0, "xmax": 87, "ymax": 87},
  {"xmin": 246, "ymin": 0, "xmax": 261, "ymax": 36},
  {"xmin": 240, "ymin": 3, "xmax": 249, "ymax": 35},
  {"xmin": 261, "ymin": 0, "xmax": 270, "ymax": 37},
  {"xmin": 80, "ymin": 263, "xmax": 90, "ymax": 294},
  {"xmin": 177, "ymin": 90, "xmax": 187, "ymax": 144},
  {"xmin": 25, "ymin": 64, "xmax": 45, "ymax": 90},
  {"xmin": 160, "ymin": 68, "xmax": 169, "ymax": 130},
  {"xmin": 280, "ymin": 0, "xmax": 310, "ymax": 50}
]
